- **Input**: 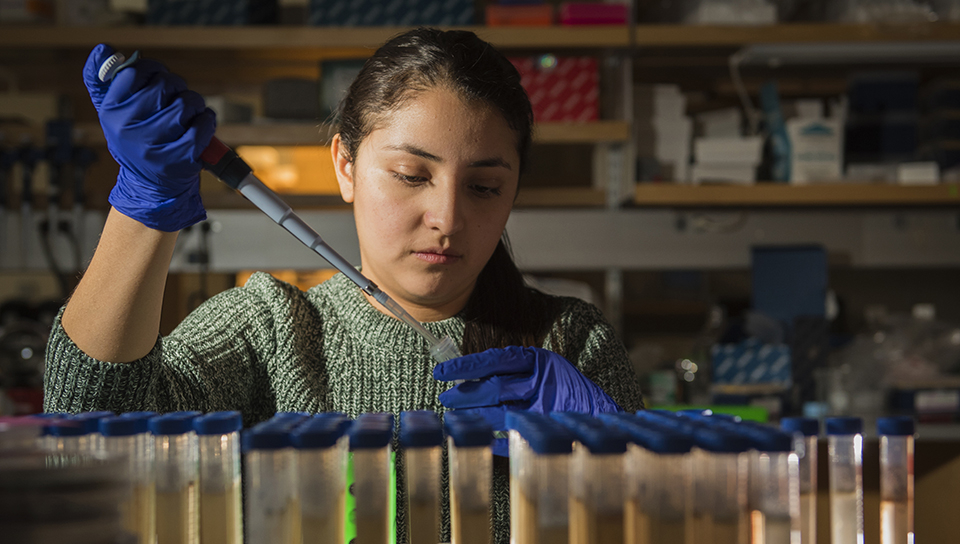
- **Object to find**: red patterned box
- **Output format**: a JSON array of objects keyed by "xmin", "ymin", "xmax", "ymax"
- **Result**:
[{"xmin": 510, "ymin": 56, "xmax": 599, "ymax": 123}]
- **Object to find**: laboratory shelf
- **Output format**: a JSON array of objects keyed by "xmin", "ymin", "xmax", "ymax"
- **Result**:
[
  {"xmin": 631, "ymin": 22, "xmax": 960, "ymax": 47},
  {"xmin": 633, "ymin": 183, "xmax": 960, "ymax": 208}
]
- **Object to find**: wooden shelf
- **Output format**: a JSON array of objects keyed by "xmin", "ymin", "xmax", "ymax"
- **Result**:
[
  {"xmin": 0, "ymin": 24, "xmax": 630, "ymax": 51},
  {"xmin": 67, "ymin": 121, "xmax": 629, "ymax": 147},
  {"xmin": 632, "ymin": 22, "xmax": 960, "ymax": 46},
  {"xmin": 634, "ymin": 183, "xmax": 960, "ymax": 207},
  {"xmin": 515, "ymin": 187, "xmax": 606, "ymax": 207}
]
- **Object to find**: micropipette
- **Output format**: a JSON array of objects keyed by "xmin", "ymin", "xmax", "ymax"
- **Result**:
[{"xmin": 98, "ymin": 51, "xmax": 462, "ymax": 364}]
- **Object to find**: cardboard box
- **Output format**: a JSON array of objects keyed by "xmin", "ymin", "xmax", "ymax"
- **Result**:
[
  {"xmin": 510, "ymin": 56, "xmax": 599, "ymax": 123},
  {"xmin": 486, "ymin": 4, "xmax": 552, "ymax": 26}
]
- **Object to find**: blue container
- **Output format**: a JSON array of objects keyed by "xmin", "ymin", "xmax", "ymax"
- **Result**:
[
  {"xmin": 308, "ymin": 0, "xmax": 474, "ymax": 26},
  {"xmin": 147, "ymin": 0, "xmax": 278, "ymax": 25}
]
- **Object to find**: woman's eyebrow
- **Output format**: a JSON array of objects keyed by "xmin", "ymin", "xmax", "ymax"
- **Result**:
[{"xmin": 386, "ymin": 144, "xmax": 512, "ymax": 170}]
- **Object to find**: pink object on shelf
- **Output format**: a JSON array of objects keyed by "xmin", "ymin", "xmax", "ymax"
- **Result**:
[
  {"xmin": 559, "ymin": 2, "xmax": 628, "ymax": 25},
  {"xmin": 509, "ymin": 56, "xmax": 599, "ymax": 123}
]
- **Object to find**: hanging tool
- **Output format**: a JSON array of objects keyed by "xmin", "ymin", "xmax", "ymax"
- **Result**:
[{"xmin": 98, "ymin": 51, "xmax": 461, "ymax": 363}]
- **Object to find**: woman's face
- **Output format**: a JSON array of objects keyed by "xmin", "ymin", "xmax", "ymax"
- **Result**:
[{"xmin": 332, "ymin": 88, "xmax": 520, "ymax": 321}]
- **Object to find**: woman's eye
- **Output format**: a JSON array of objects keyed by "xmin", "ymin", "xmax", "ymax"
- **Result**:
[
  {"xmin": 471, "ymin": 184, "xmax": 502, "ymax": 197},
  {"xmin": 392, "ymin": 172, "xmax": 427, "ymax": 184}
]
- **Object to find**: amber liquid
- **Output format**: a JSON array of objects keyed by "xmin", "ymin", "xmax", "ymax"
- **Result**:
[
  {"xmin": 200, "ymin": 485, "xmax": 242, "ymax": 544},
  {"xmin": 623, "ymin": 499, "xmax": 648, "ymax": 544},
  {"xmin": 122, "ymin": 483, "xmax": 156, "ymax": 544},
  {"xmin": 649, "ymin": 516, "xmax": 686, "ymax": 544},
  {"xmin": 799, "ymin": 492, "xmax": 816, "ymax": 544},
  {"xmin": 450, "ymin": 483, "xmax": 490, "ymax": 544},
  {"xmin": 569, "ymin": 497, "xmax": 623, "ymax": 544},
  {"xmin": 156, "ymin": 482, "xmax": 198, "ymax": 544},
  {"xmin": 301, "ymin": 489, "xmax": 346, "ymax": 544},
  {"xmin": 711, "ymin": 518, "xmax": 741, "ymax": 544},
  {"xmin": 355, "ymin": 512, "xmax": 389, "ymax": 544},
  {"xmin": 407, "ymin": 499, "xmax": 439, "ymax": 544},
  {"xmin": 690, "ymin": 513, "xmax": 709, "ymax": 544},
  {"xmin": 881, "ymin": 500, "xmax": 911, "ymax": 544}
]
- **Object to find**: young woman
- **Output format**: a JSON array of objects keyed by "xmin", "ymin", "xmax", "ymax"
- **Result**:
[{"xmin": 45, "ymin": 28, "xmax": 643, "ymax": 543}]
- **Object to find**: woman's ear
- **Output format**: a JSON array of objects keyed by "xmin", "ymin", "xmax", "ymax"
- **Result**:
[{"xmin": 331, "ymin": 133, "xmax": 355, "ymax": 203}]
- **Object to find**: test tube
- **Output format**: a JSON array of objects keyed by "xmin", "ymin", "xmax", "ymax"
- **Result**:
[
  {"xmin": 825, "ymin": 416, "xmax": 864, "ymax": 544},
  {"xmin": 31, "ymin": 412, "xmax": 69, "ymax": 451},
  {"xmin": 348, "ymin": 413, "xmax": 395, "ymax": 544},
  {"xmin": 444, "ymin": 411, "xmax": 494, "ymax": 544},
  {"xmin": 47, "ymin": 416, "xmax": 91, "ymax": 454},
  {"xmin": 739, "ymin": 427, "xmax": 799, "ymax": 544},
  {"xmin": 73, "ymin": 411, "xmax": 115, "ymax": 455},
  {"xmin": 101, "ymin": 415, "xmax": 156, "ymax": 544},
  {"xmin": 505, "ymin": 411, "xmax": 574, "ymax": 544},
  {"xmin": 551, "ymin": 412, "xmax": 629, "ymax": 544},
  {"xmin": 150, "ymin": 411, "xmax": 202, "ymax": 544},
  {"xmin": 877, "ymin": 416, "xmax": 915, "ymax": 544},
  {"xmin": 400, "ymin": 411, "xmax": 444, "ymax": 544},
  {"xmin": 243, "ymin": 422, "xmax": 300, "ymax": 544},
  {"xmin": 194, "ymin": 411, "xmax": 243, "ymax": 544},
  {"xmin": 781, "ymin": 417, "xmax": 819, "ymax": 544},
  {"xmin": 292, "ymin": 413, "xmax": 352, "ymax": 544},
  {"xmin": 601, "ymin": 412, "xmax": 695, "ymax": 544}
]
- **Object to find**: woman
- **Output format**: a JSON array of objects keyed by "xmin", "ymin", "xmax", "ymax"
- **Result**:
[{"xmin": 45, "ymin": 28, "xmax": 643, "ymax": 543}]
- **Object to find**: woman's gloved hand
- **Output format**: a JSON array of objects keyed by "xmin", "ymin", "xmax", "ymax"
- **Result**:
[
  {"xmin": 82, "ymin": 43, "xmax": 216, "ymax": 232},
  {"xmin": 434, "ymin": 346, "xmax": 621, "ymax": 456}
]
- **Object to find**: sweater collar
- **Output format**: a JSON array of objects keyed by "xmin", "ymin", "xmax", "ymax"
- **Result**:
[{"xmin": 313, "ymin": 273, "xmax": 465, "ymax": 356}]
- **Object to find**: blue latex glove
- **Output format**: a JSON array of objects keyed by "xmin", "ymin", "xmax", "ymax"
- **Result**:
[
  {"xmin": 434, "ymin": 346, "xmax": 621, "ymax": 456},
  {"xmin": 83, "ymin": 43, "xmax": 216, "ymax": 232}
]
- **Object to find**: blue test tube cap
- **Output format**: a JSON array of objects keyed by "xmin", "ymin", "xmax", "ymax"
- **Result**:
[
  {"xmin": 781, "ymin": 417, "xmax": 820, "ymax": 437},
  {"xmin": 194, "ymin": 411, "xmax": 243, "ymax": 436},
  {"xmin": 47, "ymin": 419, "xmax": 88, "ymax": 437},
  {"xmin": 443, "ymin": 411, "xmax": 493, "ymax": 448},
  {"xmin": 550, "ymin": 412, "xmax": 628, "ymax": 455},
  {"xmin": 348, "ymin": 413, "xmax": 395, "ymax": 450},
  {"xmin": 243, "ymin": 423, "xmax": 293, "ymax": 451},
  {"xmin": 73, "ymin": 411, "xmax": 116, "ymax": 433},
  {"xmin": 599, "ymin": 413, "xmax": 693, "ymax": 454},
  {"xmin": 877, "ymin": 416, "xmax": 916, "ymax": 436},
  {"xmin": 100, "ymin": 415, "xmax": 145, "ymax": 437},
  {"xmin": 149, "ymin": 411, "xmax": 202, "ymax": 436},
  {"xmin": 745, "ymin": 427, "xmax": 795, "ymax": 453},
  {"xmin": 121, "ymin": 411, "xmax": 158, "ymax": 420},
  {"xmin": 505, "ymin": 412, "xmax": 573, "ymax": 455},
  {"xmin": 825, "ymin": 416, "xmax": 863, "ymax": 436},
  {"xmin": 291, "ymin": 413, "xmax": 352, "ymax": 449},
  {"xmin": 693, "ymin": 427, "xmax": 750, "ymax": 453},
  {"xmin": 400, "ymin": 411, "xmax": 444, "ymax": 449},
  {"xmin": 31, "ymin": 413, "xmax": 69, "ymax": 436}
]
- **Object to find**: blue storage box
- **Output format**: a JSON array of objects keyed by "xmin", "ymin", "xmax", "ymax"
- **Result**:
[
  {"xmin": 147, "ymin": 0, "xmax": 277, "ymax": 25},
  {"xmin": 308, "ymin": 0, "xmax": 474, "ymax": 26},
  {"xmin": 711, "ymin": 339, "xmax": 792, "ymax": 386}
]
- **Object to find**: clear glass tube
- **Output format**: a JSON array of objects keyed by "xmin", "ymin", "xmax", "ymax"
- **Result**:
[
  {"xmin": 406, "ymin": 446, "xmax": 441, "ymax": 544},
  {"xmin": 750, "ymin": 451, "xmax": 799, "ymax": 544},
  {"xmin": 245, "ymin": 448, "xmax": 299, "ymax": 544},
  {"xmin": 510, "ymin": 430, "xmax": 531, "ymax": 544},
  {"xmin": 570, "ymin": 450, "xmax": 625, "ymax": 544},
  {"xmin": 635, "ymin": 450, "xmax": 690, "ymax": 544},
  {"xmin": 199, "ymin": 432, "xmax": 242, "ymax": 544},
  {"xmin": 104, "ymin": 433, "xmax": 156, "ymax": 544},
  {"xmin": 155, "ymin": 431, "xmax": 199, "ymax": 544},
  {"xmin": 299, "ymin": 436, "xmax": 349, "ymax": 544},
  {"xmin": 352, "ymin": 446, "xmax": 392, "ymax": 544},
  {"xmin": 535, "ymin": 453, "xmax": 569, "ymax": 544},
  {"xmin": 449, "ymin": 439, "xmax": 492, "ymax": 544},
  {"xmin": 829, "ymin": 434, "xmax": 864, "ymax": 544},
  {"xmin": 709, "ymin": 451, "xmax": 749, "ymax": 544},
  {"xmin": 796, "ymin": 434, "xmax": 817, "ymax": 544},
  {"xmin": 690, "ymin": 447, "xmax": 714, "ymax": 544},
  {"xmin": 880, "ymin": 435, "xmax": 914, "ymax": 544}
]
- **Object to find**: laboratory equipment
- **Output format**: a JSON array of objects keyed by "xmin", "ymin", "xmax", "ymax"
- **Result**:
[
  {"xmin": 97, "ymin": 50, "xmax": 462, "ymax": 365},
  {"xmin": 47, "ymin": 416, "xmax": 91, "ymax": 454},
  {"xmin": 738, "ymin": 426, "xmax": 798, "ymax": 544},
  {"xmin": 400, "ymin": 411, "xmax": 444, "ymax": 544},
  {"xmin": 73, "ymin": 410, "xmax": 114, "ymax": 454},
  {"xmin": 826, "ymin": 416, "xmax": 864, "ymax": 544},
  {"xmin": 291, "ymin": 413, "xmax": 352, "ymax": 544},
  {"xmin": 781, "ymin": 417, "xmax": 819, "ymax": 544},
  {"xmin": 506, "ymin": 411, "xmax": 574, "ymax": 544},
  {"xmin": 195, "ymin": 411, "xmax": 243, "ymax": 544},
  {"xmin": 243, "ymin": 422, "xmax": 300, "ymax": 544},
  {"xmin": 150, "ymin": 411, "xmax": 202, "ymax": 544},
  {"xmin": 101, "ymin": 414, "xmax": 156, "ymax": 544},
  {"xmin": 877, "ymin": 416, "xmax": 915, "ymax": 544},
  {"xmin": 445, "ymin": 411, "xmax": 494, "ymax": 544},
  {"xmin": 348, "ymin": 412, "xmax": 395, "ymax": 544},
  {"xmin": 551, "ymin": 412, "xmax": 628, "ymax": 544}
]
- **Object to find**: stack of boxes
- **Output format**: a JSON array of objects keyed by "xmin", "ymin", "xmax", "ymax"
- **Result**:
[
  {"xmin": 635, "ymin": 84, "xmax": 692, "ymax": 183},
  {"xmin": 510, "ymin": 56, "xmax": 600, "ymax": 123},
  {"xmin": 691, "ymin": 111, "xmax": 763, "ymax": 185},
  {"xmin": 486, "ymin": 1, "xmax": 628, "ymax": 26}
]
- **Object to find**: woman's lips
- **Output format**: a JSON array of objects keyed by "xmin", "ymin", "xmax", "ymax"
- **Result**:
[{"xmin": 414, "ymin": 250, "xmax": 462, "ymax": 265}]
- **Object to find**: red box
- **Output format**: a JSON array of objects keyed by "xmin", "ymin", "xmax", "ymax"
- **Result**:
[
  {"xmin": 559, "ymin": 2, "xmax": 628, "ymax": 25},
  {"xmin": 510, "ymin": 56, "xmax": 599, "ymax": 123},
  {"xmin": 486, "ymin": 5, "xmax": 553, "ymax": 26}
]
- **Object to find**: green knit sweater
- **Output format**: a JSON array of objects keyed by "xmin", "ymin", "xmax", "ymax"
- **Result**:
[{"xmin": 44, "ymin": 271, "xmax": 644, "ymax": 542}]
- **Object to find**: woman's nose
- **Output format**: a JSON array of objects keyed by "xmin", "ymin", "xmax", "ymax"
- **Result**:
[{"xmin": 423, "ymin": 183, "xmax": 464, "ymax": 236}]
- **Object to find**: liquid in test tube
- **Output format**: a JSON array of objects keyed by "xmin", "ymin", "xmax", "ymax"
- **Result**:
[
  {"xmin": 877, "ymin": 416, "xmax": 915, "ymax": 544},
  {"xmin": 194, "ymin": 411, "xmax": 243, "ymax": 544},
  {"xmin": 74, "ymin": 411, "xmax": 115, "ymax": 455},
  {"xmin": 101, "ymin": 415, "xmax": 156, "ymax": 544},
  {"xmin": 551, "ymin": 412, "xmax": 629, "ymax": 544},
  {"xmin": 781, "ymin": 417, "xmax": 819, "ymax": 544},
  {"xmin": 738, "ymin": 426, "xmax": 798, "ymax": 544},
  {"xmin": 826, "ymin": 417, "xmax": 864, "ymax": 544},
  {"xmin": 243, "ymin": 422, "xmax": 300, "ymax": 544},
  {"xmin": 445, "ymin": 411, "xmax": 494, "ymax": 544},
  {"xmin": 348, "ymin": 413, "xmax": 395, "ymax": 544},
  {"xmin": 150, "ymin": 411, "xmax": 202, "ymax": 544},
  {"xmin": 292, "ymin": 413, "xmax": 352, "ymax": 544},
  {"xmin": 400, "ymin": 411, "xmax": 444, "ymax": 544}
]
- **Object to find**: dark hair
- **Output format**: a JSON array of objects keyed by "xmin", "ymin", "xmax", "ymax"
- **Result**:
[{"xmin": 336, "ymin": 28, "xmax": 561, "ymax": 353}]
